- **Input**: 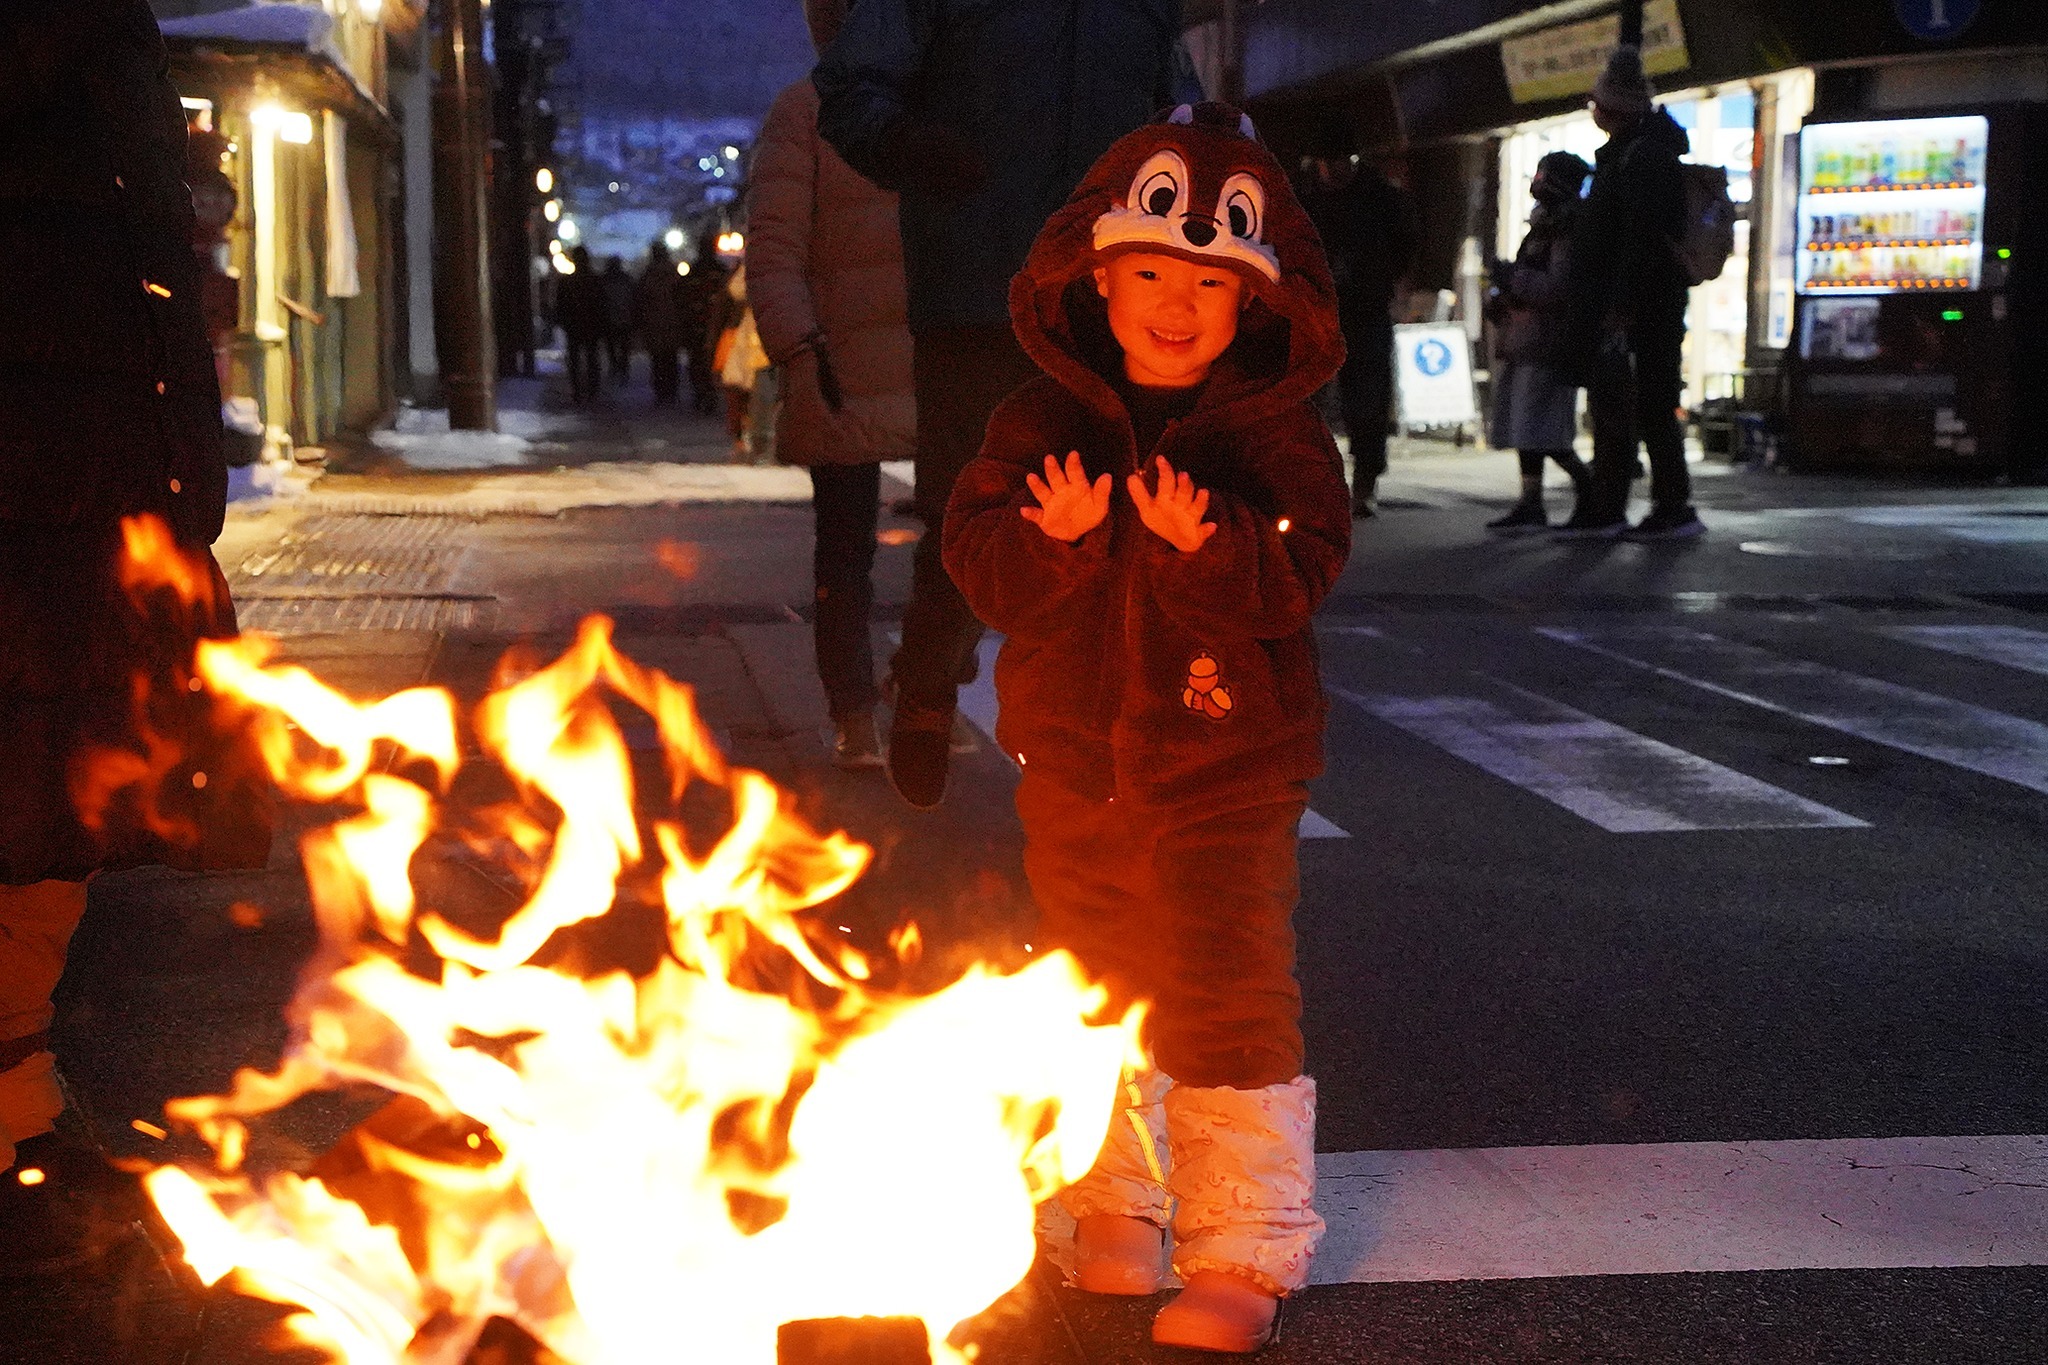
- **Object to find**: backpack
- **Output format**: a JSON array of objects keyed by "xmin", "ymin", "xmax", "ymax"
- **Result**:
[{"xmin": 1674, "ymin": 162, "xmax": 1737, "ymax": 286}]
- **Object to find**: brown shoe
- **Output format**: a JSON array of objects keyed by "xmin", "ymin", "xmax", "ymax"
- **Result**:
[
  {"xmin": 1072, "ymin": 1214, "xmax": 1165, "ymax": 1295},
  {"xmin": 1151, "ymin": 1271, "xmax": 1282, "ymax": 1354},
  {"xmin": 886, "ymin": 703, "xmax": 953, "ymax": 810}
]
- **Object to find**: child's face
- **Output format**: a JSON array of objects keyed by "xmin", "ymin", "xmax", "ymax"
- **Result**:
[{"xmin": 1092, "ymin": 251, "xmax": 1245, "ymax": 389}]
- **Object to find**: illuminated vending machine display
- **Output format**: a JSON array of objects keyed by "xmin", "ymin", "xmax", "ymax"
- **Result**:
[
  {"xmin": 1787, "ymin": 107, "xmax": 2046, "ymax": 479},
  {"xmin": 1796, "ymin": 115, "xmax": 1987, "ymax": 295}
]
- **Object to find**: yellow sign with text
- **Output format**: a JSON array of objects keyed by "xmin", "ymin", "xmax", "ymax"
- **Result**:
[{"xmin": 1502, "ymin": 0, "xmax": 1691, "ymax": 105}]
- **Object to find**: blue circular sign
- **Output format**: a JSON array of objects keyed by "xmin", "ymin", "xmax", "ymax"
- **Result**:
[
  {"xmin": 1414, "ymin": 338, "xmax": 1454, "ymax": 378},
  {"xmin": 1893, "ymin": 0, "xmax": 1980, "ymax": 41}
]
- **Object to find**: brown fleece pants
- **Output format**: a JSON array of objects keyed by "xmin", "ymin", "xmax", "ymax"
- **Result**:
[
  {"xmin": 0, "ymin": 880, "xmax": 87, "ymax": 1166},
  {"xmin": 1016, "ymin": 773, "xmax": 1308, "ymax": 1090}
]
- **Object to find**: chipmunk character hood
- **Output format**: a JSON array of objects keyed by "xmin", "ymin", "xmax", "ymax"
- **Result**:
[{"xmin": 1010, "ymin": 102, "xmax": 1343, "ymax": 429}]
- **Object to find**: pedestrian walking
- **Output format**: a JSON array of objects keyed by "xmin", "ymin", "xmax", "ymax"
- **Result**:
[
  {"xmin": 815, "ymin": 0, "xmax": 1196, "ymax": 809},
  {"xmin": 1485, "ymin": 151, "xmax": 1594, "ymax": 533},
  {"xmin": 558, "ymin": 245, "xmax": 606, "ymax": 404},
  {"xmin": 599, "ymin": 256, "xmax": 636, "ymax": 387},
  {"xmin": 634, "ymin": 242, "xmax": 688, "ymax": 405},
  {"xmin": 1556, "ymin": 38, "xmax": 1704, "ymax": 540},
  {"xmin": 945, "ymin": 105, "xmax": 1349, "ymax": 1354},
  {"xmin": 678, "ymin": 242, "xmax": 726, "ymax": 415},
  {"xmin": 1300, "ymin": 128, "xmax": 1416, "ymax": 517},
  {"xmin": 746, "ymin": 0, "xmax": 918, "ymax": 770},
  {"xmin": 0, "ymin": 0, "xmax": 270, "ymax": 1274},
  {"xmin": 715, "ymin": 266, "xmax": 770, "ymax": 459}
]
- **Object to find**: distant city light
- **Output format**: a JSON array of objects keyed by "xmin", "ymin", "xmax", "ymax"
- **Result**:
[
  {"xmin": 535, "ymin": 167, "xmax": 554, "ymax": 194},
  {"xmin": 558, "ymin": 217, "xmax": 579, "ymax": 243},
  {"xmin": 716, "ymin": 230, "xmax": 744, "ymax": 254},
  {"xmin": 664, "ymin": 228, "xmax": 685, "ymax": 250},
  {"xmin": 608, "ymin": 181, "xmax": 620, "ymax": 193},
  {"xmin": 712, "ymin": 166, "xmax": 724, "ymax": 178},
  {"xmin": 676, "ymin": 261, "xmax": 692, "ymax": 277},
  {"xmin": 548, "ymin": 238, "xmax": 564, "ymax": 255},
  {"xmin": 552, "ymin": 253, "xmax": 576, "ymax": 275},
  {"xmin": 723, "ymin": 145, "xmax": 740, "ymax": 160}
]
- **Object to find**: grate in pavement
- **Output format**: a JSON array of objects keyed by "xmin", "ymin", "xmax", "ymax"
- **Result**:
[{"xmin": 227, "ymin": 514, "xmax": 492, "ymax": 633}]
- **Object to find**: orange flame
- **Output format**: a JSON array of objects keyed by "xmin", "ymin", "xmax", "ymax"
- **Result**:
[{"xmin": 141, "ymin": 596, "xmax": 1139, "ymax": 1363}]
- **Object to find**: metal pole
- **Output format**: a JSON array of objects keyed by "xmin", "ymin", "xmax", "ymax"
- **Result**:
[
  {"xmin": 432, "ymin": 0, "xmax": 496, "ymax": 429},
  {"xmin": 1219, "ymin": 0, "xmax": 1243, "ymax": 107}
]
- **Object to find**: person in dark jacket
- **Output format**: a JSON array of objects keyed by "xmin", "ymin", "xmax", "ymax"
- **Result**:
[
  {"xmin": 1300, "ymin": 133, "xmax": 1416, "ymax": 516},
  {"xmin": 1485, "ymin": 151, "xmax": 1593, "ymax": 532},
  {"xmin": 945, "ymin": 105, "xmax": 1349, "ymax": 1354},
  {"xmin": 633, "ymin": 242, "xmax": 688, "ymax": 404},
  {"xmin": 557, "ymin": 245, "xmax": 606, "ymax": 404},
  {"xmin": 1557, "ymin": 41, "xmax": 1703, "ymax": 541},
  {"xmin": 814, "ymin": 0, "xmax": 1196, "ymax": 809},
  {"xmin": 677, "ymin": 242, "xmax": 727, "ymax": 414},
  {"xmin": 599, "ymin": 256, "xmax": 636, "ymax": 387},
  {"xmin": 0, "ymin": 0, "xmax": 269, "ymax": 1272}
]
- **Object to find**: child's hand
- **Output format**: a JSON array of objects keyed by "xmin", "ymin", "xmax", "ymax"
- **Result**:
[
  {"xmin": 1022, "ymin": 451, "xmax": 1112, "ymax": 543},
  {"xmin": 1127, "ymin": 455, "xmax": 1216, "ymax": 553}
]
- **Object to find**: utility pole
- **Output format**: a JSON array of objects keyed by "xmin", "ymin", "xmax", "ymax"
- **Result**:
[
  {"xmin": 432, "ymin": 0, "xmax": 496, "ymax": 429},
  {"xmin": 1219, "ymin": 0, "xmax": 1244, "ymax": 107}
]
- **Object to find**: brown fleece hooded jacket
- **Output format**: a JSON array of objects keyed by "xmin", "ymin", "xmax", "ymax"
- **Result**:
[{"xmin": 943, "ymin": 103, "xmax": 1350, "ymax": 809}]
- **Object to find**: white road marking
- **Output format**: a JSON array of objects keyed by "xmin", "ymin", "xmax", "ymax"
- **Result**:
[
  {"xmin": 1890, "ymin": 624, "xmax": 2048, "ymax": 680},
  {"xmin": 1545, "ymin": 627, "xmax": 2048, "ymax": 797},
  {"xmin": 942, "ymin": 635, "xmax": 1350, "ymax": 839},
  {"xmin": 1311, "ymin": 1134, "xmax": 2048, "ymax": 1284},
  {"xmin": 1329, "ymin": 681, "xmax": 1866, "ymax": 833}
]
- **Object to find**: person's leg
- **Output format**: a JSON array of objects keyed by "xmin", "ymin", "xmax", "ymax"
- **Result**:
[
  {"xmin": 0, "ymin": 880, "xmax": 88, "ymax": 1172},
  {"xmin": 1631, "ymin": 313, "xmax": 1692, "ymax": 514},
  {"xmin": 808, "ymin": 464, "xmax": 882, "ymax": 722},
  {"xmin": 1016, "ymin": 775, "xmax": 1174, "ymax": 1254},
  {"xmin": 1335, "ymin": 309, "xmax": 1392, "ymax": 512},
  {"xmin": 887, "ymin": 325, "xmax": 1038, "ymax": 807},
  {"xmin": 1564, "ymin": 341, "xmax": 1636, "ymax": 532},
  {"xmin": 1145, "ymin": 791, "xmax": 1321, "ymax": 1347}
]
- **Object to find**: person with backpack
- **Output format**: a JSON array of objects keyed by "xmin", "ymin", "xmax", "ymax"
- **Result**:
[
  {"xmin": 1485, "ymin": 151, "xmax": 1594, "ymax": 533},
  {"xmin": 1557, "ymin": 39, "xmax": 1705, "ymax": 541}
]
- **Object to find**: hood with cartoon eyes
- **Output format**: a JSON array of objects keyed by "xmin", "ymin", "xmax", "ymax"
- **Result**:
[{"xmin": 1009, "ymin": 102, "xmax": 1343, "ymax": 430}]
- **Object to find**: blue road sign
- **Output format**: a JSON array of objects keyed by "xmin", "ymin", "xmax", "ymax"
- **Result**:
[
  {"xmin": 1414, "ymin": 338, "xmax": 1453, "ymax": 378},
  {"xmin": 1893, "ymin": 0, "xmax": 1980, "ymax": 41}
]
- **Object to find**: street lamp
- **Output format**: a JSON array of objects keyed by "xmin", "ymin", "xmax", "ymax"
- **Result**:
[
  {"xmin": 543, "ymin": 199, "xmax": 561, "ymax": 222},
  {"xmin": 558, "ymin": 216, "xmax": 578, "ymax": 243},
  {"xmin": 664, "ymin": 228, "xmax": 685, "ymax": 251},
  {"xmin": 535, "ymin": 166, "xmax": 554, "ymax": 194}
]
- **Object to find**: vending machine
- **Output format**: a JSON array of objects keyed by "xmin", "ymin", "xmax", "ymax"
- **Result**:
[{"xmin": 1786, "ymin": 106, "xmax": 2047, "ymax": 479}]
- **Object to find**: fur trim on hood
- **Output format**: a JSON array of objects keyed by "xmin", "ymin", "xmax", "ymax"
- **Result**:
[{"xmin": 1009, "ymin": 102, "xmax": 1343, "ymax": 436}]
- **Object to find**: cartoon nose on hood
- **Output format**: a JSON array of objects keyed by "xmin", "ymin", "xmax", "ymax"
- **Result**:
[{"xmin": 1009, "ymin": 102, "xmax": 1343, "ymax": 431}]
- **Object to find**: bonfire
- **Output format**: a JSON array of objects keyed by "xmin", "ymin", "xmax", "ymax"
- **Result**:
[{"xmin": 116, "ymin": 516, "xmax": 1139, "ymax": 1365}]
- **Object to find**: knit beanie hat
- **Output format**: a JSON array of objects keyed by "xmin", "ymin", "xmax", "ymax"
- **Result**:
[{"xmin": 1591, "ymin": 43, "xmax": 1655, "ymax": 117}]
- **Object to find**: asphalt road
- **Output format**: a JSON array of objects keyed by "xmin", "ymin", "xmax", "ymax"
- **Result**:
[{"xmin": 9, "ymin": 392, "xmax": 2048, "ymax": 1364}]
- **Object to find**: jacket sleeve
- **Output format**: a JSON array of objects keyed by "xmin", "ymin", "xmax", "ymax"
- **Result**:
[
  {"xmin": 943, "ymin": 394, "xmax": 1115, "ymax": 642},
  {"xmin": 1513, "ymin": 234, "xmax": 1572, "ymax": 308},
  {"xmin": 1141, "ymin": 414, "xmax": 1351, "ymax": 642},
  {"xmin": 812, "ymin": 0, "xmax": 932, "ymax": 191},
  {"xmin": 744, "ymin": 83, "xmax": 821, "ymax": 364}
]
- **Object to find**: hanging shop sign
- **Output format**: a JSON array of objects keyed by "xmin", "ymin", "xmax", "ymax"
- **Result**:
[
  {"xmin": 1393, "ymin": 324, "xmax": 1478, "ymax": 429},
  {"xmin": 1501, "ymin": 0, "xmax": 1690, "ymax": 105}
]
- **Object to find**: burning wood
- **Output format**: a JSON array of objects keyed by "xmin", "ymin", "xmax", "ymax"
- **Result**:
[{"xmin": 114, "ymin": 516, "xmax": 1141, "ymax": 1364}]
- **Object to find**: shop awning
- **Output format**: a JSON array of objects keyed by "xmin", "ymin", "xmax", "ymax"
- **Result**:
[{"xmin": 161, "ymin": 3, "xmax": 397, "ymax": 148}]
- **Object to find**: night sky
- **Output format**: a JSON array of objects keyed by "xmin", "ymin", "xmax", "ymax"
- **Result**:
[{"xmin": 569, "ymin": 0, "xmax": 815, "ymax": 122}]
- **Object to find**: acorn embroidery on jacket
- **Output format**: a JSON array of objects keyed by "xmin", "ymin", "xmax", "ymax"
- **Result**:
[{"xmin": 1182, "ymin": 651, "xmax": 1234, "ymax": 721}]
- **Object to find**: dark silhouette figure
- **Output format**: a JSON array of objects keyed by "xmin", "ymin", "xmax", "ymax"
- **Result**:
[
  {"xmin": 599, "ymin": 256, "xmax": 635, "ymax": 386},
  {"xmin": 557, "ymin": 245, "xmax": 606, "ymax": 404},
  {"xmin": 676, "ymin": 242, "xmax": 727, "ymax": 414},
  {"xmin": 634, "ymin": 243, "xmax": 688, "ymax": 405}
]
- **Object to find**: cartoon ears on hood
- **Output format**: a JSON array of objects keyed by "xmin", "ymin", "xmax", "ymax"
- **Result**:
[{"xmin": 1091, "ymin": 106, "xmax": 1281, "ymax": 283}]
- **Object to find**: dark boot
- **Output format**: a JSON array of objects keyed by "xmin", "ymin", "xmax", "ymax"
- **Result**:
[{"xmin": 886, "ymin": 702, "xmax": 955, "ymax": 810}]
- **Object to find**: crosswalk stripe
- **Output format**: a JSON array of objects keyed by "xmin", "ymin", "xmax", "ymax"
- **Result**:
[
  {"xmin": 1889, "ymin": 623, "xmax": 2048, "ymax": 679},
  {"xmin": 1311, "ymin": 1134, "xmax": 2048, "ymax": 1284},
  {"xmin": 1544, "ymin": 627, "xmax": 2048, "ymax": 797},
  {"xmin": 950, "ymin": 636, "xmax": 1351, "ymax": 839},
  {"xmin": 1328, "ymin": 679, "xmax": 1866, "ymax": 832}
]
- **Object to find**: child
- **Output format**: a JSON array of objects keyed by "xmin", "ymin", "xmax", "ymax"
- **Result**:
[
  {"xmin": 1485, "ymin": 151, "xmax": 1593, "ymax": 533},
  {"xmin": 943, "ymin": 103, "xmax": 1350, "ymax": 1353}
]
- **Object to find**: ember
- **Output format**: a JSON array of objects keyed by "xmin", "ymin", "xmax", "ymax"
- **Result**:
[{"xmin": 121, "ymin": 518, "xmax": 1140, "ymax": 1365}]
